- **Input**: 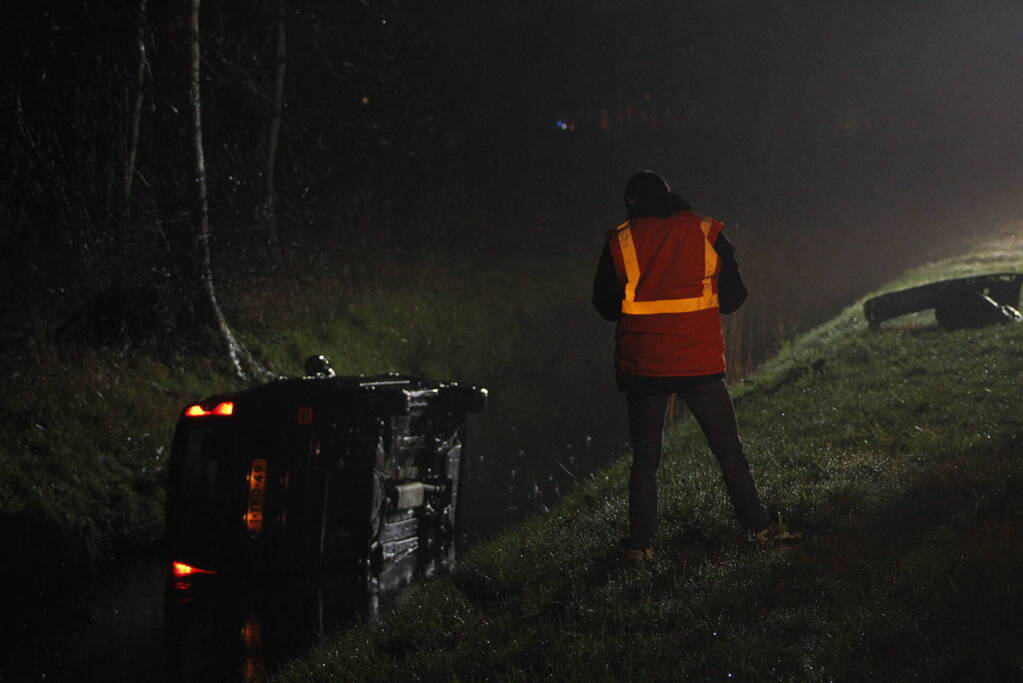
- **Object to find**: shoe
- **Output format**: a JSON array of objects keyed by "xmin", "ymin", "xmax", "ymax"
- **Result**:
[
  {"xmin": 752, "ymin": 514, "xmax": 802, "ymax": 546},
  {"xmin": 623, "ymin": 547, "xmax": 654, "ymax": 567}
]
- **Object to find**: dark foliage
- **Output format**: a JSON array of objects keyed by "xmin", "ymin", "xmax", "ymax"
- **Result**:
[{"xmin": 0, "ymin": 0, "xmax": 454, "ymax": 354}]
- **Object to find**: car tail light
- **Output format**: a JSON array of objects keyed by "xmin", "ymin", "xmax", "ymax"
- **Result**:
[
  {"xmin": 212, "ymin": 401, "xmax": 234, "ymax": 416},
  {"xmin": 172, "ymin": 561, "xmax": 218, "ymax": 578},
  {"xmin": 184, "ymin": 401, "xmax": 235, "ymax": 418}
]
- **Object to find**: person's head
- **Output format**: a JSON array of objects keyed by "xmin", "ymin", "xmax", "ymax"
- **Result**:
[
  {"xmin": 624, "ymin": 171, "xmax": 671, "ymax": 217},
  {"xmin": 621, "ymin": 170, "xmax": 687, "ymax": 215}
]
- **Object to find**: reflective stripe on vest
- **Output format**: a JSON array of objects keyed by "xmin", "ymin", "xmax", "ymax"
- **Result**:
[{"xmin": 616, "ymin": 217, "xmax": 720, "ymax": 315}]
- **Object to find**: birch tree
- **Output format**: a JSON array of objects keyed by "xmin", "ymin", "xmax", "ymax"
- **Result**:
[
  {"xmin": 121, "ymin": 0, "xmax": 148, "ymax": 227},
  {"xmin": 263, "ymin": 0, "xmax": 287, "ymax": 249},
  {"xmin": 189, "ymin": 0, "xmax": 272, "ymax": 381}
]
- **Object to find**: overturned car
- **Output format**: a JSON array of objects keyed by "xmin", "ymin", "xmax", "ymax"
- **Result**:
[
  {"xmin": 165, "ymin": 356, "xmax": 486, "ymax": 594},
  {"xmin": 863, "ymin": 273, "xmax": 1023, "ymax": 330}
]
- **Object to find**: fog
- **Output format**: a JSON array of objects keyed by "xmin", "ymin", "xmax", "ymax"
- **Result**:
[
  {"xmin": 6, "ymin": 1, "xmax": 1020, "ymax": 338},
  {"xmin": 4, "ymin": 4, "xmax": 1022, "ymax": 677},
  {"xmin": 430, "ymin": 1, "xmax": 1023, "ymax": 320}
]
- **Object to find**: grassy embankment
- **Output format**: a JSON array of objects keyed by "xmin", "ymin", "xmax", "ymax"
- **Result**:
[
  {"xmin": 0, "ymin": 249, "xmax": 603, "ymax": 584},
  {"xmin": 277, "ymin": 232, "xmax": 1023, "ymax": 681}
]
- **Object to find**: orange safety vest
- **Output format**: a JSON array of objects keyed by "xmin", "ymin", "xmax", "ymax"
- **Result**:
[{"xmin": 607, "ymin": 210, "xmax": 726, "ymax": 377}]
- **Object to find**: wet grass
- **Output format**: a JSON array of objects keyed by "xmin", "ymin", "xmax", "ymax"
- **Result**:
[
  {"xmin": 275, "ymin": 232, "xmax": 1023, "ymax": 681},
  {"xmin": 0, "ymin": 248, "xmax": 606, "ymax": 583},
  {"xmin": 232, "ymin": 250, "xmax": 598, "ymax": 386},
  {"xmin": 0, "ymin": 350, "xmax": 220, "ymax": 577}
]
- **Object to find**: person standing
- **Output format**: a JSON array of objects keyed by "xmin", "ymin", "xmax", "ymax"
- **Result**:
[{"xmin": 592, "ymin": 171, "xmax": 794, "ymax": 566}]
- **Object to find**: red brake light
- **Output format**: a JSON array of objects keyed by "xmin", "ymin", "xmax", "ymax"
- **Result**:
[
  {"xmin": 172, "ymin": 561, "xmax": 217, "ymax": 577},
  {"xmin": 213, "ymin": 401, "xmax": 234, "ymax": 416},
  {"xmin": 184, "ymin": 401, "xmax": 235, "ymax": 418}
]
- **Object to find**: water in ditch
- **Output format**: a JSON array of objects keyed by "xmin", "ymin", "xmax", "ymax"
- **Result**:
[{"xmin": 3, "ymin": 372, "xmax": 628, "ymax": 682}]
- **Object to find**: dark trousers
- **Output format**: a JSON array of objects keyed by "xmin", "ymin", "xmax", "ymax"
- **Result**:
[{"xmin": 626, "ymin": 378, "xmax": 771, "ymax": 548}]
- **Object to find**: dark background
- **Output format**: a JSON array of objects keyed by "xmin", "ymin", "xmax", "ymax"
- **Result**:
[
  {"xmin": 2, "ymin": 0, "xmax": 1022, "ymax": 350},
  {"xmin": 438, "ymin": 1, "xmax": 1023, "ymax": 298},
  {"xmin": 2, "ymin": 5, "xmax": 1022, "ymax": 678}
]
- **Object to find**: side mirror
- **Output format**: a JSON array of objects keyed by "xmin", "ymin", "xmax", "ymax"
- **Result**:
[{"xmin": 304, "ymin": 354, "xmax": 336, "ymax": 378}]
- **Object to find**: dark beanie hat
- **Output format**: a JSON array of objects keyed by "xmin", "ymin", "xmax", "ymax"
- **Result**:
[{"xmin": 624, "ymin": 171, "xmax": 670, "ymax": 204}]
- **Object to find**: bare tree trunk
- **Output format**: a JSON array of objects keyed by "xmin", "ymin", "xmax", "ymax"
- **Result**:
[
  {"xmin": 121, "ymin": 0, "xmax": 148, "ymax": 229},
  {"xmin": 263, "ymin": 0, "xmax": 287, "ymax": 249},
  {"xmin": 189, "ymin": 0, "xmax": 272, "ymax": 382}
]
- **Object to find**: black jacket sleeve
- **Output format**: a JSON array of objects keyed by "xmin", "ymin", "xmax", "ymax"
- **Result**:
[
  {"xmin": 591, "ymin": 242, "xmax": 623, "ymax": 321},
  {"xmin": 714, "ymin": 232, "xmax": 748, "ymax": 314}
]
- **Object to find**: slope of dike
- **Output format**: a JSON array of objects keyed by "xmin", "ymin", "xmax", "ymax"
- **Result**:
[
  {"xmin": 277, "ymin": 231, "xmax": 1023, "ymax": 681},
  {"xmin": 0, "ymin": 250, "xmax": 610, "ymax": 591}
]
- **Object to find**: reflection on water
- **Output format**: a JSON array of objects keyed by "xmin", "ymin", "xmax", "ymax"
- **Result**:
[
  {"xmin": 460, "ymin": 428, "xmax": 626, "ymax": 545},
  {"xmin": 458, "ymin": 383, "xmax": 627, "ymax": 545},
  {"xmin": 156, "ymin": 424, "xmax": 627, "ymax": 682},
  {"xmin": 6, "ymin": 382, "xmax": 627, "ymax": 681},
  {"xmin": 165, "ymin": 570, "xmax": 390, "ymax": 682}
]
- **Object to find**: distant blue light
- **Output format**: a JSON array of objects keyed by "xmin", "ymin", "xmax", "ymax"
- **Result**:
[{"xmin": 555, "ymin": 120, "xmax": 568, "ymax": 130}]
